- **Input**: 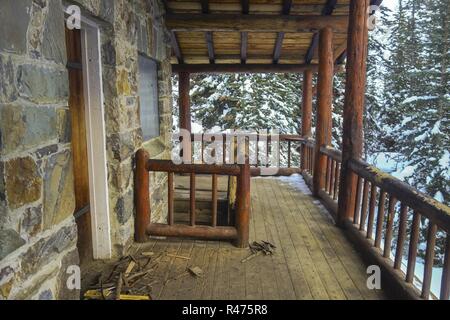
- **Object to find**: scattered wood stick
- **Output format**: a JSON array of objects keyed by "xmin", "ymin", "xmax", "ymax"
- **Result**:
[
  {"xmin": 126, "ymin": 270, "xmax": 151, "ymax": 283},
  {"xmin": 124, "ymin": 261, "xmax": 136, "ymax": 277},
  {"xmin": 241, "ymin": 251, "xmax": 263, "ymax": 263},
  {"xmin": 167, "ymin": 254, "xmax": 191, "ymax": 260},
  {"xmin": 118, "ymin": 294, "xmax": 151, "ymax": 300},
  {"xmin": 188, "ymin": 266, "xmax": 204, "ymax": 277},
  {"xmin": 141, "ymin": 252, "xmax": 154, "ymax": 257},
  {"xmin": 115, "ymin": 273, "xmax": 123, "ymax": 300}
]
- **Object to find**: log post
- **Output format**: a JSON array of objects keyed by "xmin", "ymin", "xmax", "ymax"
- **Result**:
[
  {"xmin": 337, "ymin": 0, "xmax": 370, "ymax": 226},
  {"xmin": 179, "ymin": 71, "xmax": 191, "ymax": 132},
  {"xmin": 135, "ymin": 149, "xmax": 150, "ymax": 242},
  {"xmin": 313, "ymin": 27, "xmax": 334, "ymax": 196},
  {"xmin": 301, "ymin": 69, "xmax": 313, "ymax": 171},
  {"xmin": 235, "ymin": 151, "xmax": 250, "ymax": 248}
]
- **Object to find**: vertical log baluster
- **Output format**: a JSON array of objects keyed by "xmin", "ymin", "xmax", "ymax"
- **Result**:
[
  {"xmin": 212, "ymin": 174, "xmax": 218, "ymax": 227},
  {"xmin": 359, "ymin": 180, "xmax": 370, "ymax": 231},
  {"xmin": 394, "ymin": 204, "xmax": 408, "ymax": 270},
  {"xmin": 168, "ymin": 172, "xmax": 174, "ymax": 226},
  {"xmin": 329, "ymin": 159, "xmax": 336, "ymax": 195},
  {"xmin": 384, "ymin": 195, "xmax": 397, "ymax": 258},
  {"xmin": 307, "ymin": 146, "xmax": 310, "ymax": 173},
  {"xmin": 235, "ymin": 156, "xmax": 250, "ymax": 248},
  {"xmin": 324, "ymin": 156, "xmax": 331, "ymax": 192},
  {"xmin": 366, "ymin": 184, "xmax": 377, "ymax": 239},
  {"xmin": 406, "ymin": 211, "xmax": 421, "ymax": 282},
  {"xmin": 223, "ymin": 135, "xmax": 227, "ymax": 164},
  {"xmin": 287, "ymin": 140, "xmax": 292, "ymax": 168},
  {"xmin": 440, "ymin": 234, "xmax": 450, "ymax": 300},
  {"xmin": 201, "ymin": 134, "xmax": 205, "ymax": 164},
  {"xmin": 422, "ymin": 222, "xmax": 437, "ymax": 299},
  {"xmin": 333, "ymin": 162, "xmax": 340, "ymax": 200},
  {"xmin": 353, "ymin": 176, "xmax": 363, "ymax": 224},
  {"xmin": 256, "ymin": 134, "xmax": 259, "ymax": 167},
  {"xmin": 190, "ymin": 172, "xmax": 196, "ymax": 226},
  {"xmin": 135, "ymin": 149, "xmax": 150, "ymax": 242},
  {"xmin": 374, "ymin": 191, "xmax": 386, "ymax": 248}
]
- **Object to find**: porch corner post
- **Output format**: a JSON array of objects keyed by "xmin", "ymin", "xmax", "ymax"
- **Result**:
[
  {"xmin": 179, "ymin": 71, "xmax": 192, "ymax": 132},
  {"xmin": 313, "ymin": 27, "xmax": 334, "ymax": 197},
  {"xmin": 235, "ymin": 156, "xmax": 250, "ymax": 248},
  {"xmin": 135, "ymin": 149, "xmax": 150, "ymax": 243},
  {"xmin": 301, "ymin": 69, "xmax": 313, "ymax": 171},
  {"xmin": 337, "ymin": 0, "xmax": 370, "ymax": 226}
]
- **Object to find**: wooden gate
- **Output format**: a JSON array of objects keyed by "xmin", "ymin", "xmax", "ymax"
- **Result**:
[{"xmin": 134, "ymin": 149, "xmax": 251, "ymax": 248}]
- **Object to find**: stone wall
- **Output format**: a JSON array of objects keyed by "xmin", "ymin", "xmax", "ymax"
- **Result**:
[{"xmin": 0, "ymin": 0, "xmax": 173, "ymax": 299}]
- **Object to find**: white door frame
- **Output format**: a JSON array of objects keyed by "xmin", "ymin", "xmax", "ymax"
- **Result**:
[{"xmin": 79, "ymin": 17, "xmax": 112, "ymax": 260}]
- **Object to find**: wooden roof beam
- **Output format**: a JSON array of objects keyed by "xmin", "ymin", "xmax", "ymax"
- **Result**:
[
  {"xmin": 273, "ymin": 0, "xmax": 293, "ymax": 64},
  {"xmin": 241, "ymin": 32, "xmax": 248, "ymax": 64},
  {"xmin": 201, "ymin": 0, "xmax": 215, "ymax": 64},
  {"xmin": 170, "ymin": 32, "xmax": 183, "ymax": 64},
  {"xmin": 165, "ymin": 14, "xmax": 349, "ymax": 33},
  {"xmin": 163, "ymin": 1, "xmax": 184, "ymax": 64},
  {"xmin": 305, "ymin": 0, "xmax": 337, "ymax": 64},
  {"xmin": 241, "ymin": 0, "xmax": 249, "ymax": 64},
  {"xmin": 172, "ymin": 63, "xmax": 319, "ymax": 74}
]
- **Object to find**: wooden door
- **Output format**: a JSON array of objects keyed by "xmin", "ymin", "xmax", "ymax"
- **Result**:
[{"xmin": 65, "ymin": 28, "xmax": 93, "ymax": 264}]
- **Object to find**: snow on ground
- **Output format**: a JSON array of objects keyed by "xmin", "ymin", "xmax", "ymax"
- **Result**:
[{"xmin": 277, "ymin": 174, "xmax": 312, "ymax": 195}]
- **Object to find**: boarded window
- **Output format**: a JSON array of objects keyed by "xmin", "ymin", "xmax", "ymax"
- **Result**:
[{"xmin": 138, "ymin": 55, "xmax": 160, "ymax": 140}]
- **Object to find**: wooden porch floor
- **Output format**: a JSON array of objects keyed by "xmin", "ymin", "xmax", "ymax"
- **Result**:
[{"xmin": 131, "ymin": 176, "xmax": 385, "ymax": 300}]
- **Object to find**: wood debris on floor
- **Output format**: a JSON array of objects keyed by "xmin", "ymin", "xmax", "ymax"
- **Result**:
[
  {"xmin": 83, "ymin": 250, "xmax": 205, "ymax": 300},
  {"xmin": 241, "ymin": 241, "xmax": 276, "ymax": 263},
  {"xmin": 84, "ymin": 253, "xmax": 158, "ymax": 300}
]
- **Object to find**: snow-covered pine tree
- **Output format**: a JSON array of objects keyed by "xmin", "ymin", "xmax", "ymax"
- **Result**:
[
  {"xmin": 188, "ymin": 73, "xmax": 302, "ymax": 133},
  {"xmin": 382, "ymin": 0, "xmax": 449, "ymax": 206}
]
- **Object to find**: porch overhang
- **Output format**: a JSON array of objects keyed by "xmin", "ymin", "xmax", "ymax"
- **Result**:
[{"xmin": 163, "ymin": 0, "xmax": 358, "ymax": 72}]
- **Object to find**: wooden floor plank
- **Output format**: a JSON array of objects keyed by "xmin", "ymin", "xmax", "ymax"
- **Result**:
[
  {"xmin": 278, "ymin": 181, "xmax": 363, "ymax": 300},
  {"xmin": 284, "ymin": 183, "xmax": 385, "ymax": 300},
  {"xmin": 248, "ymin": 185, "xmax": 280, "ymax": 300},
  {"xmin": 200, "ymin": 241, "xmax": 220, "ymax": 299},
  {"xmin": 159, "ymin": 240, "xmax": 194, "ymax": 300},
  {"xmin": 261, "ymin": 179, "xmax": 324, "ymax": 299},
  {"xmin": 175, "ymin": 240, "xmax": 207, "ymax": 299},
  {"xmin": 254, "ymin": 179, "xmax": 298, "ymax": 300}
]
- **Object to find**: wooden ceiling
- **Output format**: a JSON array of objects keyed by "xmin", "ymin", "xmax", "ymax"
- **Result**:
[{"xmin": 163, "ymin": 0, "xmax": 353, "ymax": 72}]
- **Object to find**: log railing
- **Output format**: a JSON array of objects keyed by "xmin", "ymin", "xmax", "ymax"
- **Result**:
[
  {"xmin": 296, "ymin": 140, "xmax": 450, "ymax": 300},
  {"xmin": 346, "ymin": 158, "xmax": 450, "ymax": 300},
  {"xmin": 135, "ymin": 149, "xmax": 250, "ymax": 248},
  {"xmin": 299, "ymin": 138, "xmax": 315, "ymax": 184},
  {"xmin": 317, "ymin": 146, "xmax": 342, "ymax": 219},
  {"xmin": 188, "ymin": 133, "xmax": 304, "ymax": 176}
]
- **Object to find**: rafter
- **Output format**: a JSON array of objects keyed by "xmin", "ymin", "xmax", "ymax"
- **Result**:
[
  {"xmin": 170, "ymin": 31, "xmax": 183, "ymax": 64},
  {"xmin": 273, "ymin": 0, "xmax": 293, "ymax": 63},
  {"xmin": 305, "ymin": 0, "xmax": 337, "ymax": 64},
  {"xmin": 240, "ymin": 0, "xmax": 250, "ymax": 64},
  {"xmin": 163, "ymin": 0, "xmax": 184, "ymax": 64},
  {"xmin": 201, "ymin": 0, "xmax": 215, "ymax": 64},
  {"xmin": 241, "ymin": 33, "xmax": 248, "ymax": 64}
]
